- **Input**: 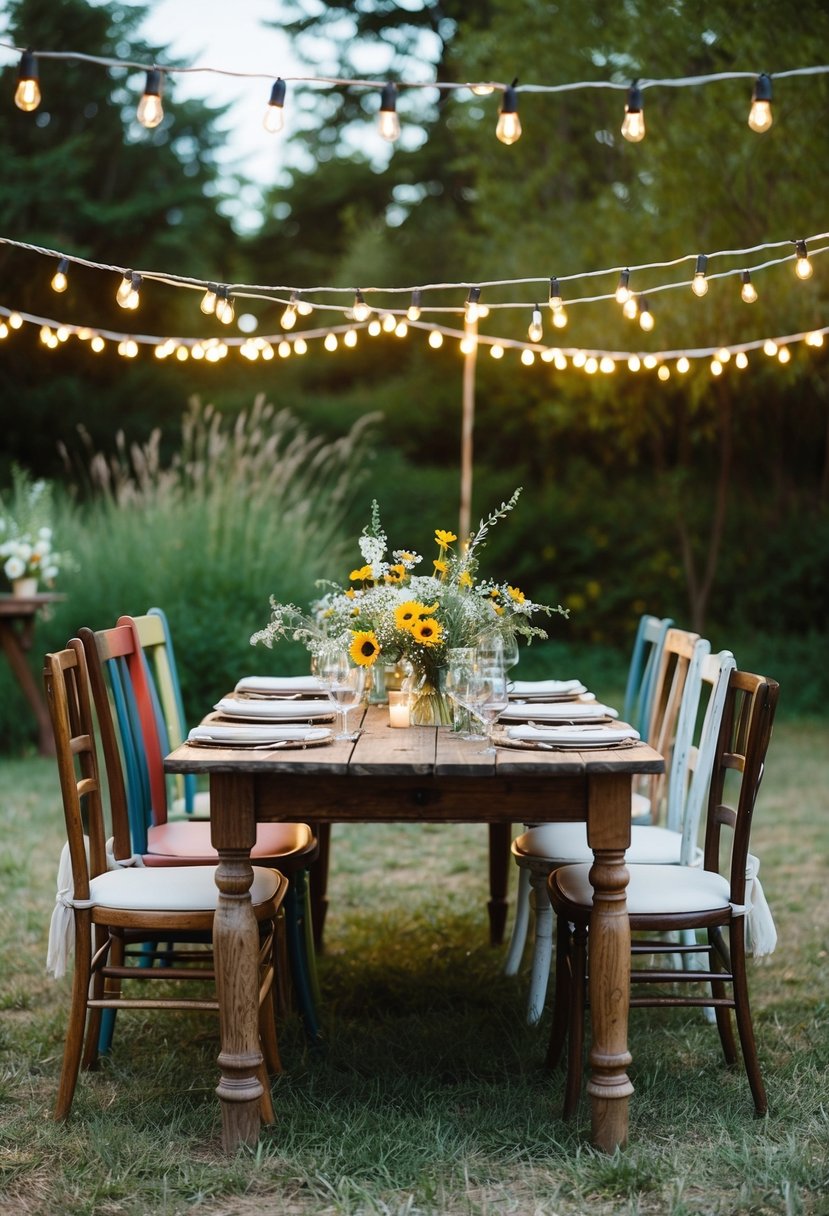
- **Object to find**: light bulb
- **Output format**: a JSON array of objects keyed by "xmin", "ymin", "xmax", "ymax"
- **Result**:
[
  {"xmin": 585, "ymin": 357, "xmax": 598, "ymax": 374},
  {"xmin": 344, "ymin": 328, "xmax": 358, "ymax": 348},
  {"xmin": 628, "ymin": 354, "xmax": 641, "ymax": 372},
  {"xmin": 740, "ymin": 271, "xmax": 757, "ymax": 303},
  {"xmin": 716, "ymin": 347, "xmax": 731, "ymax": 363},
  {"xmin": 496, "ymin": 81, "xmax": 522, "ymax": 145},
  {"xmin": 116, "ymin": 271, "xmax": 141, "ymax": 309},
  {"xmin": 137, "ymin": 69, "xmax": 164, "ymax": 129},
  {"xmin": 622, "ymin": 296, "xmax": 638, "ymax": 320},
  {"xmin": 548, "ymin": 277, "xmax": 562, "ymax": 311},
  {"xmin": 657, "ymin": 365, "xmax": 670, "ymax": 381},
  {"xmin": 8, "ymin": 313, "xmax": 22, "ymax": 329},
  {"xmin": 676, "ymin": 356, "xmax": 690, "ymax": 373},
  {"xmin": 794, "ymin": 240, "xmax": 812, "ymax": 280},
  {"xmin": 460, "ymin": 335, "xmax": 476, "ymax": 355},
  {"xmin": 200, "ymin": 284, "xmax": 218, "ymax": 315},
  {"xmin": 394, "ymin": 321, "xmax": 408, "ymax": 338},
  {"xmin": 428, "ymin": 330, "xmax": 443, "ymax": 349},
  {"xmin": 324, "ymin": 333, "xmax": 338, "ymax": 351},
  {"xmin": 176, "ymin": 345, "xmax": 189, "ymax": 361},
  {"xmin": 0, "ymin": 323, "xmax": 8, "ymax": 340},
  {"xmin": 90, "ymin": 335, "xmax": 105, "ymax": 353},
  {"xmin": 296, "ymin": 294, "xmax": 313, "ymax": 316},
  {"xmin": 638, "ymin": 299, "xmax": 654, "ymax": 331},
  {"xmin": 277, "ymin": 340, "xmax": 291, "ymax": 358},
  {"xmin": 615, "ymin": 269, "xmax": 631, "ymax": 304},
  {"xmin": 215, "ymin": 288, "xmax": 234, "ymax": 325},
  {"xmin": 778, "ymin": 346, "xmax": 791, "ymax": 363},
  {"xmin": 621, "ymin": 83, "xmax": 645, "ymax": 142},
  {"xmin": 552, "ymin": 308, "xmax": 567, "ymax": 329},
  {"xmin": 599, "ymin": 356, "xmax": 615, "ymax": 374},
  {"xmin": 691, "ymin": 254, "xmax": 708, "ymax": 296},
  {"xmin": 465, "ymin": 286, "xmax": 481, "ymax": 324},
  {"xmin": 281, "ymin": 293, "xmax": 298, "ymax": 329},
  {"xmin": 381, "ymin": 312, "xmax": 396, "ymax": 333},
  {"xmin": 14, "ymin": 50, "xmax": 40, "ymax": 112},
  {"xmin": 528, "ymin": 307, "xmax": 543, "ymax": 342},
  {"xmin": 572, "ymin": 351, "xmax": 586, "ymax": 368},
  {"xmin": 763, "ymin": 339, "xmax": 778, "ymax": 357},
  {"xmin": 352, "ymin": 290, "xmax": 371, "ymax": 322},
  {"xmin": 748, "ymin": 73, "xmax": 773, "ymax": 133},
  {"xmin": 469, "ymin": 83, "xmax": 495, "ymax": 96},
  {"xmin": 368, "ymin": 319, "xmax": 381, "ymax": 336},
  {"xmin": 51, "ymin": 258, "xmax": 69, "ymax": 293},
  {"xmin": 806, "ymin": 331, "xmax": 825, "ymax": 348},
  {"xmin": 378, "ymin": 82, "xmax": 400, "ymax": 142},
  {"xmin": 521, "ymin": 349, "xmax": 535, "ymax": 366},
  {"xmin": 710, "ymin": 358, "xmax": 723, "ymax": 376},
  {"xmin": 643, "ymin": 354, "xmax": 658, "ymax": 369},
  {"xmin": 263, "ymin": 78, "xmax": 286, "ymax": 134},
  {"xmin": 735, "ymin": 352, "xmax": 749, "ymax": 368},
  {"xmin": 407, "ymin": 289, "xmax": 422, "ymax": 321},
  {"xmin": 541, "ymin": 347, "xmax": 556, "ymax": 363},
  {"xmin": 490, "ymin": 344, "xmax": 504, "ymax": 359}
]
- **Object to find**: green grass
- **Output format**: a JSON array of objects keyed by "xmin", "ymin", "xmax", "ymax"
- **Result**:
[{"xmin": 1, "ymin": 719, "xmax": 828, "ymax": 1215}]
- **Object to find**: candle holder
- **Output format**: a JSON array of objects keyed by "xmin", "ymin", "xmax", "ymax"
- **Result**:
[{"xmin": 387, "ymin": 689, "xmax": 410, "ymax": 728}]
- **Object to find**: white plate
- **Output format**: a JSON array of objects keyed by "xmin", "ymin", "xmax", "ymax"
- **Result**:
[
  {"xmin": 188, "ymin": 724, "xmax": 333, "ymax": 747},
  {"xmin": 234, "ymin": 675, "xmax": 321, "ymax": 696},
  {"xmin": 500, "ymin": 724, "xmax": 640, "ymax": 750},
  {"xmin": 498, "ymin": 701, "xmax": 618, "ymax": 723},
  {"xmin": 214, "ymin": 696, "xmax": 333, "ymax": 722},
  {"xmin": 508, "ymin": 679, "xmax": 587, "ymax": 698}
]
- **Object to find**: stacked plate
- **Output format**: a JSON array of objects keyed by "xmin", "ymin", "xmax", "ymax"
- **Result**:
[
  {"xmin": 497, "ymin": 723, "xmax": 641, "ymax": 751},
  {"xmin": 187, "ymin": 723, "xmax": 333, "ymax": 749},
  {"xmin": 213, "ymin": 695, "xmax": 334, "ymax": 724}
]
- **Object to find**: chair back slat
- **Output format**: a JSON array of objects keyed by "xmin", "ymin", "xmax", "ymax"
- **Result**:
[
  {"xmin": 643, "ymin": 627, "xmax": 703, "ymax": 823},
  {"xmin": 675, "ymin": 649, "xmax": 736, "ymax": 859},
  {"xmin": 131, "ymin": 609, "xmax": 197, "ymax": 813},
  {"xmin": 623, "ymin": 614, "xmax": 673, "ymax": 738}
]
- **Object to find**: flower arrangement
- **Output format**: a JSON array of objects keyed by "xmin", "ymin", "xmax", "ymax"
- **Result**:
[
  {"xmin": 252, "ymin": 487, "xmax": 566, "ymax": 723},
  {"xmin": 0, "ymin": 467, "xmax": 72, "ymax": 591}
]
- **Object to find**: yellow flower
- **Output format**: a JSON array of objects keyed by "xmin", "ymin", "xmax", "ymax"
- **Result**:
[
  {"xmin": 434, "ymin": 529, "xmax": 457, "ymax": 548},
  {"xmin": 489, "ymin": 587, "xmax": 501, "ymax": 600},
  {"xmin": 433, "ymin": 558, "xmax": 448, "ymax": 576},
  {"xmin": 458, "ymin": 570, "xmax": 473, "ymax": 588},
  {"xmin": 385, "ymin": 563, "xmax": 406, "ymax": 584},
  {"xmin": 411, "ymin": 618, "xmax": 443, "ymax": 646},
  {"xmin": 345, "ymin": 588, "xmax": 356, "ymax": 599},
  {"xmin": 349, "ymin": 564, "xmax": 373, "ymax": 581},
  {"xmin": 394, "ymin": 600, "xmax": 437, "ymax": 630},
  {"xmin": 507, "ymin": 585, "xmax": 525, "ymax": 604},
  {"xmin": 349, "ymin": 630, "xmax": 381, "ymax": 666}
]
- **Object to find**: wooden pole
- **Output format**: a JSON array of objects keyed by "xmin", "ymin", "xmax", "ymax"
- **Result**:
[{"xmin": 459, "ymin": 319, "xmax": 478, "ymax": 542}]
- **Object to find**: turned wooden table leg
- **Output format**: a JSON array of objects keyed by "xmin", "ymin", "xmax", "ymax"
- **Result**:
[
  {"xmin": 210, "ymin": 773, "xmax": 264, "ymax": 1153},
  {"xmin": 586, "ymin": 774, "xmax": 634, "ymax": 1152},
  {"xmin": 487, "ymin": 822, "xmax": 511, "ymax": 945}
]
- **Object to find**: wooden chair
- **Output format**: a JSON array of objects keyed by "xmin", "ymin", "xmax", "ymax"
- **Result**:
[
  {"xmin": 43, "ymin": 639, "xmax": 287, "ymax": 1121},
  {"xmin": 547, "ymin": 670, "xmax": 779, "ymax": 1118},
  {"xmin": 79, "ymin": 619, "xmax": 322, "ymax": 1042},
  {"xmin": 503, "ymin": 614, "xmax": 675, "ymax": 980}
]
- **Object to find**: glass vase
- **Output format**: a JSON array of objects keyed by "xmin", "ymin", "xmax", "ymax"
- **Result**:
[{"xmin": 406, "ymin": 669, "xmax": 453, "ymax": 727}]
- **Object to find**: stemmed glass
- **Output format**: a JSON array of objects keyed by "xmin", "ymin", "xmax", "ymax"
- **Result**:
[
  {"xmin": 444, "ymin": 647, "xmax": 485, "ymax": 741},
  {"xmin": 467, "ymin": 653, "xmax": 509, "ymax": 754},
  {"xmin": 318, "ymin": 652, "xmax": 366, "ymax": 740}
]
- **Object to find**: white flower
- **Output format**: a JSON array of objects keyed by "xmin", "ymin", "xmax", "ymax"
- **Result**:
[
  {"xmin": 42, "ymin": 564, "xmax": 59, "ymax": 580},
  {"xmin": 4, "ymin": 555, "xmax": 25, "ymax": 580},
  {"xmin": 34, "ymin": 538, "xmax": 51, "ymax": 557},
  {"xmin": 38, "ymin": 526, "xmax": 52, "ymax": 541}
]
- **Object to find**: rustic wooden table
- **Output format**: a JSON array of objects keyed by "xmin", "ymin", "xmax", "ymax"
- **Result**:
[
  {"xmin": 0, "ymin": 592, "xmax": 65, "ymax": 755},
  {"xmin": 166, "ymin": 704, "xmax": 663, "ymax": 1155}
]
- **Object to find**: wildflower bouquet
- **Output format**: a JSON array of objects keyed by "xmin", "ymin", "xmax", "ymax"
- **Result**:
[
  {"xmin": 252, "ymin": 487, "xmax": 566, "ymax": 724},
  {"xmin": 0, "ymin": 468, "xmax": 73, "ymax": 591}
]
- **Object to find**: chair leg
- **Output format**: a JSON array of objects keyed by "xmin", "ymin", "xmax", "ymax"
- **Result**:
[
  {"xmin": 546, "ymin": 915, "xmax": 572, "ymax": 1070},
  {"xmin": 82, "ymin": 924, "xmax": 109, "ymax": 1071},
  {"xmin": 55, "ymin": 916, "xmax": 92, "ymax": 1120},
  {"xmin": 284, "ymin": 881, "xmax": 322, "ymax": 1044},
  {"xmin": 256, "ymin": 1059, "xmax": 276, "ymax": 1125},
  {"xmin": 488, "ymin": 822, "xmax": 511, "ymax": 946},
  {"xmin": 298, "ymin": 868, "xmax": 322, "ymax": 1007},
  {"xmin": 309, "ymin": 822, "xmax": 331, "ymax": 951},
  {"xmin": 709, "ymin": 927, "xmax": 739, "ymax": 1066},
  {"xmin": 503, "ymin": 864, "xmax": 531, "ymax": 976},
  {"xmin": 729, "ymin": 921, "xmax": 768, "ymax": 1115},
  {"xmin": 526, "ymin": 866, "xmax": 554, "ymax": 1026},
  {"xmin": 563, "ymin": 921, "xmax": 587, "ymax": 1119}
]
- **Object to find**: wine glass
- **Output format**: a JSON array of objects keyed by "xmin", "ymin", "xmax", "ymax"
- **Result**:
[
  {"xmin": 318, "ymin": 652, "xmax": 366, "ymax": 740},
  {"xmin": 444, "ymin": 647, "xmax": 484, "ymax": 740},
  {"xmin": 467, "ymin": 663, "xmax": 509, "ymax": 755}
]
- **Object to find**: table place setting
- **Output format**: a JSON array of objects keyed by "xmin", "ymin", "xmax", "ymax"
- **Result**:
[
  {"xmin": 497, "ymin": 698, "xmax": 619, "ymax": 724},
  {"xmin": 234, "ymin": 674, "xmax": 323, "ymax": 697},
  {"xmin": 506, "ymin": 678, "xmax": 588, "ymax": 701},
  {"xmin": 492, "ymin": 723, "xmax": 641, "ymax": 751},
  {"xmin": 186, "ymin": 722, "xmax": 335, "ymax": 750},
  {"xmin": 212, "ymin": 695, "xmax": 335, "ymax": 723}
]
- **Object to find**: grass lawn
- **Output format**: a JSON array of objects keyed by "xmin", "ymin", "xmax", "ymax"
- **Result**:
[{"xmin": 0, "ymin": 717, "xmax": 828, "ymax": 1215}]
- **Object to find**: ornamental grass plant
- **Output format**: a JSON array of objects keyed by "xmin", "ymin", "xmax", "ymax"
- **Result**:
[{"xmin": 0, "ymin": 712, "xmax": 826, "ymax": 1214}]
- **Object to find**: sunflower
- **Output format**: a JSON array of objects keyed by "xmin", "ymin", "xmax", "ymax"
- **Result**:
[
  {"xmin": 394, "ymin": 600, "xmax": 436, "ymax": 630},
  {"xmin": 349, "ymin": 630, "xmax": 381, "ymax": 666},
  {"xmin": 385, "ymin": 563, "xmax": 406, "ymax": 584},
  {"xmin": 411, "ymin": 618, "xmax": 443, "ymax": 646}
]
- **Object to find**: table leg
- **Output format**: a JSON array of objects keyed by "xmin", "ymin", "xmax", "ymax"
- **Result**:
[
  {"xmin": 586, "ymin": 775, "xmax": 634, "ymax": 1152},
  {"xmin": 0, "ymin": 621, "xmax": 56, "ymax": 755},
  {"xmin": 210, "ymin": 773, "xmax": 264, "ymax": 1152},
  {"xmin": 487, "ymin": 822, "xmax": 511, "ymax": 945}
]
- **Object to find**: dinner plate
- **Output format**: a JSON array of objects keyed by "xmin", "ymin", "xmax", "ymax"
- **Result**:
[
  {"xmin": 498, "ymin": 700, "xmax": 618, "ymax": 724},
  {"xmin": 495, "ymin": 724, "xmax": 640, "ymax": 751},
  {"xmin": 187, "ymin": 724, "xmax": 333, "ymax": 748},
  {"xmin": 213, "ymin": 696, "xmax": 334, "ymax": 722},
  {"xmin": 507, "ymin": 679, "xmax": 588, "ymax": 700},
  {"xmin": 234, "ymin": 675, "xmax": 322, "ymax": 696}
]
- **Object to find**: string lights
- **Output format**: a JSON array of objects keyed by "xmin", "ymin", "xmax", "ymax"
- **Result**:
[
  {"xmin": 748, "ymin": 73, "xmax": 773, "ymax": 132},
  {"xmin": 621, "ymin": 82, "xmax": 645, "ymax": 143},
  {"xmin": 14, "ymin": 49, "xmax": 40, "ymax": 112},
  {"xmin": 377, "ymin": 82, "xmax": 400, "ymax": 142},
  {"xmin": 495, "ymin": 79, "xmax": 521, "ymax": 145},
  {"xmin": 136, "ymin": 68, "xmax": 164, "ymax": 129},
  {"xmin": 263, "ymin": 77, "xmax": 286, "ymax": 133},
  {"xmin": 691, "ymin": 255, "xmax": 709, "ymax": 297}
]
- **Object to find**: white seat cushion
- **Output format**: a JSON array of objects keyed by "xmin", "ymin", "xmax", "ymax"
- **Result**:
[
  {"xmin": 171, "ymin": 791, "xmax": 212, "ymax": 817},
  {"xmin": 514, "ymin": 822, "xmax": 686, "ymax": 866},
  {"xmin": 88, "ymin": 864, "xmax": 281, "ymax": 912},
  {"xmin": 553, "ymin": 862, "xmax": 733, "ymax": 916},
  {"xmin": 144, "ymin": 819, "xmax": 314, "ymax": 865},
  {"xmin": 631, "ymin": 791, "xmax": 651, "ymax": 820}
]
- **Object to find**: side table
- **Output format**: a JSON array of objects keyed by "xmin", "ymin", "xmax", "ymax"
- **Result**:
[{"xmin": 0, "ymin": 592, "xmax": 65, "ymax": 754}]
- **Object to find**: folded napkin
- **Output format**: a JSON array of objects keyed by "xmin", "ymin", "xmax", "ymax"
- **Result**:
[
  {"xmin": 508, "ymin": 679, "xmax": 587, "ymax": 696},
  {"xmin": 189, "ymin": 723, "xmax": 332, "ymax": 746},
  {"xmin": 499, "ymin": 700, "xmax": 618, "ymax": 722},
  {"xmin": 214, "ymin": 696, "xmax": 333, "ymax": 720},
  {"xmin": 234, "ymin": 675, "xmax": 321, "ymax": 695},
  {"xmin": 506, "ymin": 724, "xmax": 640, "ymax": 746}
]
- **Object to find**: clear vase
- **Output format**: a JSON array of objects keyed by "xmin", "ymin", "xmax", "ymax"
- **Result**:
[
  {"xmin": 11, "ymin": 577, "xmax": 38, "ymax": 598},
  {"xmin": 406, "ymin": 669, "xmax": 453, "ymax": 727}
]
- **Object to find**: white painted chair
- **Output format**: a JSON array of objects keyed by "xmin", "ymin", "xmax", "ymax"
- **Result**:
[{"xmin": 512, "ymin": 636, "xmax": 736, "ymax": 1024}]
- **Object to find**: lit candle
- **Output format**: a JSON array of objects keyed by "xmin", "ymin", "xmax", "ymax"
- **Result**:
[{"xmin": 388, "ymin": 690, "xmax": 410, "ymax": 728}]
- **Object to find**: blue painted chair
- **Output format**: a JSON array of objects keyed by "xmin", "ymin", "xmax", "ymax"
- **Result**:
[{"xmin": 80, "ymin": 618, "xmax": 322, "ymax": 1045}]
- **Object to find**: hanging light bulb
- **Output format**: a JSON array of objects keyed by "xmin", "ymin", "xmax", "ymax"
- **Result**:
[
  {"xmin": 572, "ymin": 351, "xmax": 586, "ymax": 368},
  {"xmin": 716, "ymin": 347, "xmax": 731, "ymax": 363},
  {"xmin": 215, "ymin": 287, "xmax": 235, "ymax": 325},
  {"xmin": 778, "ymin": 345, "xmax": 791, "ymax": 364},
  {"xmin": 549, "ymin": 277, "xmax": 567, "ymax": 327},
  {"xmin": 615, "ymin": 269, "xmax": 631, "ymax": 305},
  {"xmin": 763, "ymin": 338, "xmax": 778, "ymax": 357},
  {"xmin": 794, "ymin": 239, "xmax": 813, "ymax": 280},
  {"xmin": 638, "ymin": 297, "xmax": 654, "ymax": 331},
  {"xmin": 296, "ymin": 293, "xmax": 313, "ymax": 316},
  {"xmin": 14, "ymin": 50, "xmax": 40, "ymax": 112},
  {"xmin": 621, "ymin": 82, "xmax": 645, "ymax": 143},
  {"xmin": 51, "ymin": 258, "xmax": 69, "ymax": 293},
  {"xmin": 691, "ymin": 254, "xmax": 709, "ymax": 297},
  {"xmin": 200, "ymin": 283, "xmax": 218, "ymax": 315},
  {"xmin": 643, "ymin": 354, "xmax": 658, "ymax": 369},
  {"xmin": 657, "ymin": 364, "xmax": 670, "ymax": 381},
  {"xmin": 407, "ymin": 289, "xmax": 422, "ymax": 322},
  {"xmin": 378, "ymin": 82, "xmax": 400, "ymax": 142},
  {"xmin": 352, "ymin": 290, "xmax": 371, "ymax": 322},
  {"xmin": 90, "ymin": 334, "xmax": 105, "ymax": 353},
  {"xmin": 490, "ymin": 343, "xmax": 504, "ymax": 359},
  {"xmin": 428, "ymin": 330, "xmax": 443, "ymax": 349},
  {"xmin": 465, "ymin": 287, "xmax": 481, "ymax": 324},
  {"xmin": 324, "ymin": 332, "xmax": 338, "ymax": 351},
  {"xmin": 676, "ymin": 356, "xmax": 690, "ymax": 374},
  {"xmin": 521, "ymin": 349, "xmax": 535, "ymax": 366},
  {"xmin": 469, "ymin": 82, "xmax": 495, "ymax": 96},
  {"xmin": 116, "ymin": 271, "xmax": 141, "ymax": 310},
  {"xmin": 394, "ymin": 320, "xmax": 408, "ymax": 338},
  {"xmin": 740, "ymin": 271, "xmax": 758, "ymax": 303},
  {"xmin": 541, "ymin": 347, "xmax": 555, "ymax": 363},
  {"xmin": 599, "ymin": 356, "xmax": 615, "ymax": 374},
  {"xmin": 748, "ymin": 73, "xmax": 773, "ymax": 133},
  {"xmin": 552, "ymin": 307, "xmax": 567, "ymax": 329},
  {"xmin": 628, "ymin": 354, "xmax": 641, "ymax": 372},
  {"xmin": 367, "ymin": 319, "xmax": 382, "ymax": 336},
  {"xmin": 263, "ymin": 77, "xmax": 286, "ymax": 134},
  {"xmin": 735, "ymin": 351, "xmax": 749, "ymax": 368},
  {"xmin": 292, "ymin": 338, "xmax": 306, "ymax": 355},
  {"xmin": 137, "ymin": 69, "xmax": 164, "ymax": 129},
  {"xmin": 622, "ymin": 295, "xmax": 638, "ymax": 320},
  {"xmin": 343, "ymin": 328, "xmax": 358, "ymax": 348},
  {"xmin": 381, "ymin": 312, "xmax": 397, "ymax": 333},
  {"xmin": 528, "ymin": 306, "xmax": 543, "ymax": 343},
  {"xmin": 281, "ymin": 292, "xmax": 298, "ymax": 330},
  {"xmin": 496, "ymin": 79, "xmax": 522, "ymax": 145}
]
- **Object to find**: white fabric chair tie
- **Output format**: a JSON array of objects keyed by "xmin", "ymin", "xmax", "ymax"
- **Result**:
[
  {"xmin": 730, "ymin": 852, "xmax": 777, "ymax": 958},
  {"xmin": 46, "ymin": 837, "xmax": 145, "ymax": 979}
]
